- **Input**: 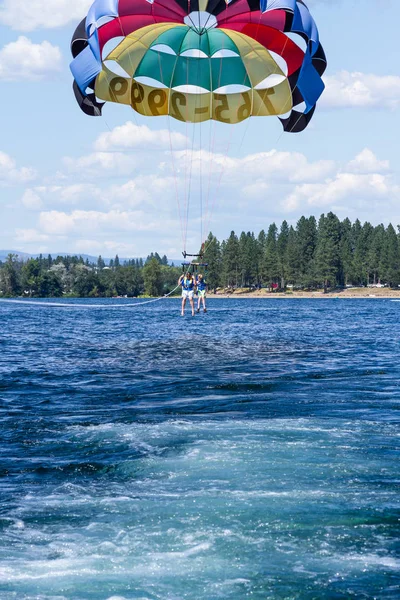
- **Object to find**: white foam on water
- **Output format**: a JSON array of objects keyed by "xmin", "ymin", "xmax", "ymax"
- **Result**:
[
  {"xmin": 342, "ymin": 553, "xmax": 400, "ymax": 569},
  {"xmin": 3, "ymin": 415, "xmax": 398, "ymax": 598}
]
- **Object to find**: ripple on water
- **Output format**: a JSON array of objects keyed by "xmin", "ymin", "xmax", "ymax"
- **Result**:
[{"xmin": 1, "ymin": 299, "xmax": 400, "ymax": 599}]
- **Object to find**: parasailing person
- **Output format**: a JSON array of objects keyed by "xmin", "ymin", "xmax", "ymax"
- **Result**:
[{"xmin": 178, "ymin": 272, "xmax": 196, "ymax": 317}]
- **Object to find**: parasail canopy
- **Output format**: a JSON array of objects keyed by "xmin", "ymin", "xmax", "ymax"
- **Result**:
[{"xmin": 70, "ymin": 0, "xmax": 327, "ymax": 131}]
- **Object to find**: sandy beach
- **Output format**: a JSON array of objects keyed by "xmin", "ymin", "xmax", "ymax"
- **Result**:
[{"xmin": 207, "ymin": 287, "xmax": 400, "ymax": 299}]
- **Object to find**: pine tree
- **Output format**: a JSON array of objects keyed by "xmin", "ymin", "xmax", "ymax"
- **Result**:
[
  {"xmin": 262, "ymin": 223, "xmax": 279, "ymax": 289},
  {"xmin": 339, "ymin": 218, "xmax": 354, "ymax": 287},
  {"xmin": 143, "ymin": 258, "xmax": 163, "ymax": 296},
  {"xmin": 296, "ymin": 216, "xmax": 317, "ymax": 288},
  {"xmin": 315, "ymin": 212, "xmax": 341, "ymax": 291},
  {"xmin": 0, "ymin": 254, "xmax": 21, "ymax": 296},
  {"xmin": 256, "ymin": 230, "xmax": 266, "ymax": 286},
  {"xmin": 21, "ymin": 258, "xmax": 41, "ymax": 297},
  {"xmin": 238, "ymin": 232, "xmax": 256, "ymax": 288},
  {"xmin": 222, "ymin": 231, "xmax": 239, "ymax": 288},
  {"xmin": 285, "ymin": 225, "xmax": 298, "ymax": 286},
  {"xmin": 203, "ymin": 232, "xmax": 222, "ymax": 292},
  {"xmin": 353, "ymin": 222, "xmax": 373, "ymax": 285},
  {"xmin": 368, "ymin": 224, "xmax": 385, "ymax": 285},
  {"xmin": 97, "ymin": 255, "xmax": 105, "ymax": 270},
  {"xmin": 383, "ymin": 224, "xmax": 400, "ymax": 287},
  {"xmin": 277, "ymin": 220, "xmax": 289, "ymax": 289}
]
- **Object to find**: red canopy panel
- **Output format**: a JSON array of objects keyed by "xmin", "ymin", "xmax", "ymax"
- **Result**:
[
  {"xmin": 118, "ymin": 0, "xmax": 186, "ymax": 20},
  {"xmin": 214, "ymin": 0, "xmax": 250, "ymax": 20},
  {"xmin": 150, "ymin": 0, "xmax": 187, "ymax": 18},
  {"xmin": 98, "ymin": 15, "xmax": 178, "ymax": 53},
  {"xmin": 218, "ymin": 9, "xmax": 286, "ymax": 31},
  {"xmin": 220, "ymin": 22, "xmax": 304, "ymax": 76}
]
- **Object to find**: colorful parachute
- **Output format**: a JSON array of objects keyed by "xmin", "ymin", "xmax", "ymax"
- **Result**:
[{"xmin": 71, "ymin": 0, "xmax": 326, "ymax": 131}]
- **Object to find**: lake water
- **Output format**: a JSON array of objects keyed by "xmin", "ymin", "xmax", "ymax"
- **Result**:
[{"xmin": 1, "ymin": 298, "xmax": 399, "ymax": 599}]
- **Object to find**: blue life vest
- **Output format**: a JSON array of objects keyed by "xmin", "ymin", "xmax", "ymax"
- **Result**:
[
  {"xmin": 182, "ymin": 277, "xmax": 194, "ymax": 291},
  {"xmin": 197, "ymin": 279, "xmax": 206, "ymax": 291}
]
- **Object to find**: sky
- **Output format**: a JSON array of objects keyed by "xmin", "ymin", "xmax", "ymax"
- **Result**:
[{"xmin": 0, "ymin": 0, "xmax": 399, "ymax": 259}]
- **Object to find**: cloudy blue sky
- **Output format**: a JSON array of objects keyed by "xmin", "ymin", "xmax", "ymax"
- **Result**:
[{"xmin": 0, "ymin": 0, "xmax": 399, "ymax": 259}]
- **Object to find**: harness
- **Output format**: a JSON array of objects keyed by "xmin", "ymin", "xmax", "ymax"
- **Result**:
[{"xmin": 181, "ymin": 277, "xmax": 194, "ymax": 291}]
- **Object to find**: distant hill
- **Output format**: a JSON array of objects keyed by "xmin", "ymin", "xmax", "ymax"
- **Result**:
[
  {"xmin": 0, "ymin": 250, "xmax": 32, "ymax": 262},
  {"xmin": 0, "ymin": 250, "xmax": 179, "ymax": 266}
]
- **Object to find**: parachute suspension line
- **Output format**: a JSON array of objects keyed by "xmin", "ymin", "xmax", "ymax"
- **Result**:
[
  {"xmin": 204, "ymin": 7, "xmax": 279, "ymax": 246},
  {"xmin": 182, "ymin": 29, "xmax": 191, "ymax": 255},
  {"xmin": 184, "ymin": 81, "xmax": 199, "ymax": 253},
  {"xmin": 184, "ymin": 0, "xmax": 192, "ymax": 253},
  {"xmin": 153, "ymin": 46, "xmax": 185, "ymax": 252},
  {"xmin": 167, "ymin": 37, "xmax": 188, "ymax": 254},
  {"xmin": 197, "ymin": 31, "xmax": 204, "ymax": 253},
  {"xmin": 202, "ymin": 7, "xmax": 227, "ymax": 248},
  {"xmin": 203, "ymin": 7, "xmax": 254, "ymax": 247},
  {"xmin": 204, "ymin": 112, "xmax": 213, "ymax": 247},
  {"xmin": 182, "ymin": 27, "xmax": 203, "ymax": 256},
  {"xmin": 168, "ymin": 115, "xmax": 185, "ymax": 252},
  {"xmin": 199, "ymin": 116, "xmax": 203, "ymax": 250}
]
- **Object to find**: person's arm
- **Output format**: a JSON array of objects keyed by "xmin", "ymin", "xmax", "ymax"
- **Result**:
[{"xmin": 178, "ymin": 275, "xmax": 183, "ymax": 285}]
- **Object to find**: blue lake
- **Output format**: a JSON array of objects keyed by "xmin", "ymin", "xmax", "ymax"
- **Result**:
[{"xmin": 0, "ymin": 298, "xmax": 399, "ymax": 599}]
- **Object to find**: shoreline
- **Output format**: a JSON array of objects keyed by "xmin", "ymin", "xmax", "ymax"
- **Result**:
[
  {"xmin": 3, "ymin": 290, "xmax": 400, "ymax": 302},
  {"xmin": 202, "ymin": 289, "xmax": 400, "ymax": 300}
]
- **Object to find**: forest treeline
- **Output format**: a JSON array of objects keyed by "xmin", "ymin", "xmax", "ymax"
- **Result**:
[{"xmin": 1, "ymin": 212, "xmax": 400, "ymax": 297}]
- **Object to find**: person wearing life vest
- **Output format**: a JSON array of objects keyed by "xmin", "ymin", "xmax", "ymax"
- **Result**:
[
  {"xmin": 178, "ymin": 271, "xmax": 196, "ymax": 316},
  {"xmin": 195, "ymin": 273, "xmax": 207, "ymax": 313}
]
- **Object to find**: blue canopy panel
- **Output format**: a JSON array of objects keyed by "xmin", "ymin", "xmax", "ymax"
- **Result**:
[
  {"xmin": 88, "ymin": 29, "xmax": 102, "ymax": 62},
  {"xmin": 86, "ymin": 0, "xmax": 119, "ymax": 35},
  {"xmin": 261, "ymin": 0, "xmax": 297, "ymax": 12},
  {"xmin": 292, "ymin": 2, "xmax": 319, "ymax": 53},
  {"xmin": 70, "ymin": 0, "xmax": 120, "ymax": 95},
  {"xmin": 297, "ymin": 50, "xmax": 325, "ymax": 112},
  {"xmin": 261, "ymin": 1, "xmax": 319, "ymax": 54},
  {"xmin": 70, "ymin": 45, "xmax": 102, "ymax": 94}
]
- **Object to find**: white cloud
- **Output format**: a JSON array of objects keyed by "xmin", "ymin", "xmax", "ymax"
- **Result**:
[
  {"xmin": 26, "ymin": 184, "xmax": 106, "ymax": 209},
  {"xmin": 14, "ymin": 144, "xmax": 400, "ymax": 255},
  {"xmin": 284, "ymin": 173, "xmax": 395, "ymax": 212},
  {"xmin": 21, "ymin": 188, "xmax": 43, "ymax": 210},
  {"xmin": 347, "ymin": 149, "xmax": 390, "ymax": 174},
  {"xmin": 23, "ymin": 175, "xmax": 176, "ymax": 212},
  {"xmin": 322, "ymin": 71, "xmax": 400, "ymax": 110},
  {"xmin": 0, "ymin": 36, "xmax": 61, "ymax": 81},
  {"xmin": 0, "ymin": 0, "xmax": 92, "ymax": 31},
  {"xmin": 232, "ymin": 151, "xmax": 335, "ymax": 186},
  {"xmin": 282, "ymin": 148, "xmax": 399, "ymax": 215},
  {"xmin": 95, "ymin": 122, "xmax": 189, "ymax": 152},
  {"xmin": 38, "ymin": 209, "xmax": 176, "ymax": 237},
  {"xmin": 15, "ymin": 228, "xmax": 49, "ymax": 243},
  {"xmin": 0, "ymin": 151, "xmax": 36, "ymax": 185},
  {"xmin": 64, "ymin": 152, "xmax": 140, "ymax": 179},
  {"xmin": 74, "ymin": 239, "xmax": 139, "ymax": 256}
]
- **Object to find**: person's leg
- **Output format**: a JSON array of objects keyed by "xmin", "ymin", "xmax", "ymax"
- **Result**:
[
  {"xmin": 181, "ymin": 295, "xmax": 186, "ymax": 316},
  {"xmin": 189, "ymin": 295, "xmax": 195, "ymax": 316}
]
